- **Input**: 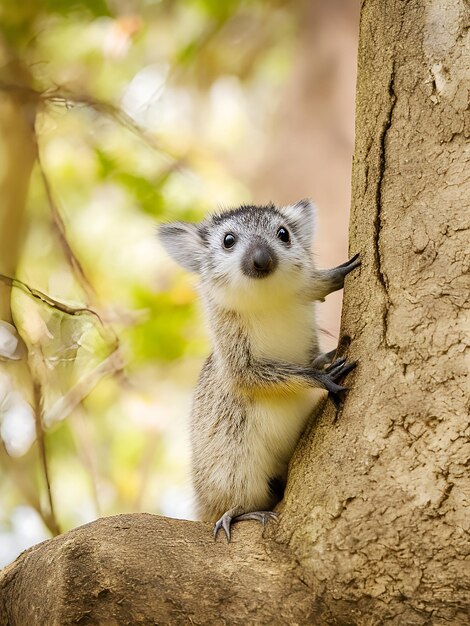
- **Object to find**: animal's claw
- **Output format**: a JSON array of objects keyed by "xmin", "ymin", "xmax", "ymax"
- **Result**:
[
  {"xmin": 214, "ymin": 510, "xmax": 278, "ymax": 543},
  {"xmin": 319, "ymin": 357, "xmax": 357, "ymax": 402}
]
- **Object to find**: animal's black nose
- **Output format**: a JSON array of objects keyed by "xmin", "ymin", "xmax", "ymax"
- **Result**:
[
  {"xmin": 241, "ymin": 242, "xmax": 278, "ymax": 278},
  {"xmin": 252, "ymin": 248, "xmax": 273, "ymax": 271}
]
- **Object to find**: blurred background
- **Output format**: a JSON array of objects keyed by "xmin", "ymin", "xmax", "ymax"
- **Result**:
[{"xmin": 0, "ymin": 0, "xmax": 359, "ymax": 566}]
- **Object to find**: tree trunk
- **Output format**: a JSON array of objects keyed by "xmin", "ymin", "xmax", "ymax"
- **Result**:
[{"xmin": 1, "ymin": 1, "xmax": 469, "ymax": 624}]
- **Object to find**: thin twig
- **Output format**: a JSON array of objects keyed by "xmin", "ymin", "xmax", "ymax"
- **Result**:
[
  {"xmin": 34, "ymin": 137, "xmax": 124, "ymax": 350},
  {"xmin": 35, "ymin": 148, "xmax": 97, "ymax": 304},
  {"xmin": 43, "ymin": 348, "xmax": 124, "ymax": 426},
  {"xmin": 0, "ymin": 443, "xmax": 43, "ymax": 519},
  {"xmin": 0, "ymin": 273, "xmax": 102, "ymax": 321},
  {"xmin": 31, "ymin": 376, "xmax": 61, "ymax": 536},
  {"xmin": 0, "ymin": 81, "xmax": 181, "ymax": 165},
  {"xmin": 45, "ymin": 88, "xmax": 170, "ymax": 155}
]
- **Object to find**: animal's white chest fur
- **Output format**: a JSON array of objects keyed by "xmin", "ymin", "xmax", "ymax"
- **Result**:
[
  {"xmin": 247, "ymin": 301, "xmax": 316, "ymax": 365},
  {"xmin": 247, "ymin": 388, "xmax": 326, "ymax": 488},
  {"xmin": 242, "ymin": 301, "xmax": 323, "ymax": 485}
]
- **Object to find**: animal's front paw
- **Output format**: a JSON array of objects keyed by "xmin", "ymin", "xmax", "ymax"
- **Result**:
[
  {"xmin": 330, "ymin": 254, "xmax": 361, "ymax": 289},
  {"xmin": 322, "ymin": 357, "xmax": 357, "ymax": 403},
  {"xmin": 311, "ymin": 357, "xmax": 357, "ymax": 396},
  {"xmin": 334, "ymin": 253, "xmax": 361, "ymax": 276},
  {"xmin": 311, "ymin": 348, "xmax": 338, "ymax": 370},
  {"xmin": 328, "ymin": 253, "xmax": 361, "ymax": 291}
]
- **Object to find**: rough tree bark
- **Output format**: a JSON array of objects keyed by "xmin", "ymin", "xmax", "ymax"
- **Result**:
[{"xmin": 1, "ymin": 1, "xmax": 469, "ymax": 624}]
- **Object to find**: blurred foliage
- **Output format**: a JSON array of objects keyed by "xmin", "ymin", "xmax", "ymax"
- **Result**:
[{"xmin": 0, "ymin": 0, "xmax": 299, "ymax": 564}]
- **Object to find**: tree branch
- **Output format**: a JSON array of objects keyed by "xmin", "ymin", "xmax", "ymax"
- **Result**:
[
  {"xmin": 36, "ymin": 148, "xmax": 98, "ymax": 305},
  {"xmin": 0, "ymin": 273, "xmax": 102, "ymax": 321},
  {"xmin": 30, "ymin": 375, "xmax": 60, "ymax": 536},
  {"xmin": 0, "ymin": 514, "xmax": 315, "ymax": 626},
  {"xmin": 0, "ymin": 81, "xmax": 181, "ymax": 163}
]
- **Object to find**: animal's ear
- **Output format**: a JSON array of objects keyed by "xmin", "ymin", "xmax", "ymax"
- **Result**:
[
  {"xmin": 158, "ymin": 221, "xmax": 206, "ymax": 273},
  {"xmin": 280, "ymin": 199, "xmax": 316, "ymax": 247}
]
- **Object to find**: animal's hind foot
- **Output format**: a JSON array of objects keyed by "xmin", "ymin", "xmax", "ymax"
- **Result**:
[{"xmin": 214, "ymin": 508, "xmax": 278, "ymax": 543}]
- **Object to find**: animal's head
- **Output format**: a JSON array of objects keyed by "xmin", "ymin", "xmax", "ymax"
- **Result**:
[{"xmin": 158, "ymin": 200, "xmax": 316, "ymax": 310}]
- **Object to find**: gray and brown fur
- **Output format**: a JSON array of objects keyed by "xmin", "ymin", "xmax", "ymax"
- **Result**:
[{"xmin": 158, "ymin": 200, "xmax": 359, "ymax": 539}]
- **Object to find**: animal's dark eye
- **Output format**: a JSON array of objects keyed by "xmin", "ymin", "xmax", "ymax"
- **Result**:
[
  {"xmin": 277, "ymin": 227, "xmax": 290, "ymax": 243},
  {"xmin": 223, "ymin": 233, "xmax": 236, "ymax": 249}
]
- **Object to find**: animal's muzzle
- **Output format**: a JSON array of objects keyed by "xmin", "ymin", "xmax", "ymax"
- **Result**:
[{"xmin": 241, "ymin": 242, "xmax": 278, "ymax": 278}]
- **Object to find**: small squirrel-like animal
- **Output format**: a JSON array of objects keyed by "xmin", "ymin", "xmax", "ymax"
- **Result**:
[{"xmin": 158, "ymin": 200, "xmax": 359, "ymax": 541}]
